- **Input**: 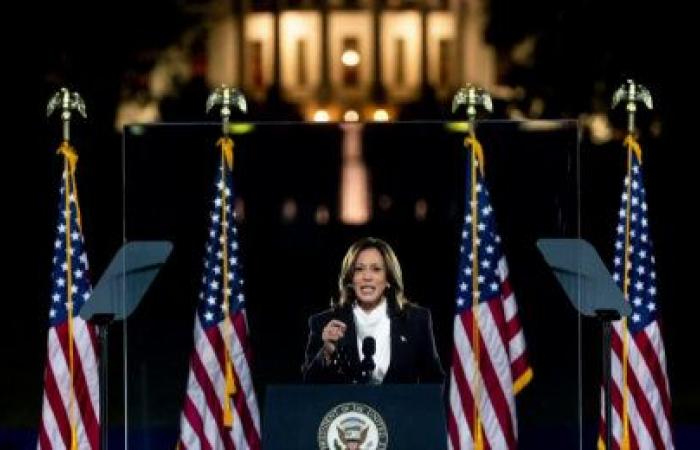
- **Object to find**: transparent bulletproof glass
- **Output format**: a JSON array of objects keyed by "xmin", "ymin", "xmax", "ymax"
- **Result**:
[{"xmin": 119, "ymin": 120, "xmax": 594, "ymax": 450}]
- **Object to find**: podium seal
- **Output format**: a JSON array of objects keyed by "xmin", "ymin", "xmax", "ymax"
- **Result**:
[{"xmin": 317, "ymin": 402, "xmax": 388, "ymax": 450}]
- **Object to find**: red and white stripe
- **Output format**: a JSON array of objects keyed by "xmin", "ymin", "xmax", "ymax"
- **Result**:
[
  {"xmin": 598, "ymin": 321, "xmax": 673, "ymax": 450},
  {"xmin": 448, "ymin": 259, "xmax": 531, "ymax": 450},
  {"xmin": 38, "ymin": 319, "xmax": 100, "ymax": 450},
  {"xmin": 178, "ymin": 313, "xmax": 261, "ymax": 450}
]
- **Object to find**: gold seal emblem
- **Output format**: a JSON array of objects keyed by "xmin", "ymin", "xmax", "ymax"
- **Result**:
[{"xmin": 317, "ymin": 402, "xmax": 388, "ymax": 450}]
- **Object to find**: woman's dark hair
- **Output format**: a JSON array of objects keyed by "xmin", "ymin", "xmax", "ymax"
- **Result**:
[{"xmin": 336, "ymin": 237, "xmax": 407, "ymax": 310}]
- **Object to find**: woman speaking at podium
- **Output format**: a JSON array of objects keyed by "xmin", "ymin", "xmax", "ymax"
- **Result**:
[{"xmin": 302, "ymin": 237, "xmax": 444, "ymax": 384}]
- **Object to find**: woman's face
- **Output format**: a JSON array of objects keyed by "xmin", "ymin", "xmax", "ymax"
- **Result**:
[{"xmin": 351, "ymin": 247, "xmax": 388, "ymax": 308}]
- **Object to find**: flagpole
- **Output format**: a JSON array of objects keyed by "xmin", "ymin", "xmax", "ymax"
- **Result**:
[
  {"xmin": 620, "ymin": 135, "xmax": 643, "ymax": 450},
  {"xmin": 206, "ymin": 85, "xmax": 247, "ymax": 428},
  {"xmin": 469, "ymin": 131, "xmax": 483, "ymax": 450},
  {"xmin": 47, "ymin": 88, "xmax": 87, "ymax": 450},
  {"xmin": 219, "ymin": 141, "xmax": 237, "ymax": 428},
  {"xmin": 610, "ymin": 79, "xmax": 653, "ymax": 450},
  {"xmin": 452, "ymin": 85, "xmax": 493, "ymax": 450},
  {"xmin": 621, "ymin": 141, "xmax": 633, "ymax": 450},
  {"xmin": 64, "ymin": 153, "xmax": 78, "ymax": 450}
]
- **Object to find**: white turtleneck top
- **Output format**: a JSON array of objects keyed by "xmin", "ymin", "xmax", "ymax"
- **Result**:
[{"xmin": 352, "ymin": 300, "xmax": 391, "ymax": 383}]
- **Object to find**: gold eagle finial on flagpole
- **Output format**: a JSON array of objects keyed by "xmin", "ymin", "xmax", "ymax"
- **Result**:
[
  {"xmin": 47, "ymin": 87, "xmax": 87, "ymax": 143},
  {"xmin": 206, "ymin": 84, "xmax": 247, "ymax": 137},
  {"xmin": 612, "ymin": 79, "xmax": 653, "ymax": 136},
  {"xmin": 452, "ymin": 83, "xmax": 493, "ymax": 124}
]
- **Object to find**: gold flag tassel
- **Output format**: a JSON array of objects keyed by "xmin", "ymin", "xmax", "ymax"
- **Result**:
[
  {"xmin": 466, "ymin": 132, "xmax": 485, "ymax": 450},
  {"xmin": 217, "ymin": 138, "xmax": 237, "ymax": 428},
  {"xmin": 624, "ymin": 134, "xmax": 642, "ymax": 164},
  {"xmin": 465, "ymin": 133, "xmax": 485, "ymax": 176},
  {"xmin": 57, "ymin": 141, "xmax": 84, "ymax": 227},
  {"xmin": 218, "ymin": 137, "xmax": 234, "ymax": 170},
  {"xmin": 222, "ymin": 360, "xmax": 235, "ymax": 428},
  {"xmin": 58, "ymin": 140, "xmax": 80, "ymax": 450}
]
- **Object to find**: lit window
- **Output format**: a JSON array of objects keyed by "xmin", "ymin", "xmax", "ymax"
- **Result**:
[
  {"xmin": 342, "ymin": 37, "xmax": 360, "ymax": 87},
  {"xmin": 373, "ymin": 109, "xmax": 389, "ymax": 122},
  {"xmin": 344, "ymin": 110, "xmax": 360, "ymax": 122},
  {"xmin": 313, "ymin": 109, "xmax": 330, "ymax": 122}
]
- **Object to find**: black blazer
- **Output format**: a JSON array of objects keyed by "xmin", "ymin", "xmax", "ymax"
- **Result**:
[{"xmin": 302, "ymin": 303, "xmax": 445, "ymax": 384}]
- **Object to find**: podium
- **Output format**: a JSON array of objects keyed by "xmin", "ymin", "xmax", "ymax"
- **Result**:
[{"xmin": 263, "ymin": 384, "xmax": 446, "ymax": 450}]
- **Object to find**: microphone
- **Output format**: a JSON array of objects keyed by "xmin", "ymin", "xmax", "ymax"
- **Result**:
[
  {"xmin": 362, "ymin": 336, "xmax": 376, "ymax": 359},
  {"xmin": 359, "ymin": 336, "xmax": 376, "ymax": 383}
]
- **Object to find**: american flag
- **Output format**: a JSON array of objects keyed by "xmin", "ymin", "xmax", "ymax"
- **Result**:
[
  {"xmin": 38, "ymin": 146, "xmax": 100, "ymax": 450},
  {"xmin": 448, "ymin": 140, "xmax": 532, "ymax": 450},
  {"xmin": 177, "ymin": 142, "xmax": 261, "ymax": 450},
  {"xmin": 598, "ymin": 143, "xmax": 673, "ymax": 450}
]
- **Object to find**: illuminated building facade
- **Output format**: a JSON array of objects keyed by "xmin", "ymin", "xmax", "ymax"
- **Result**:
[{"xmin": 203, "ymin": 0, "xmax": 496, "ymax": 120}]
